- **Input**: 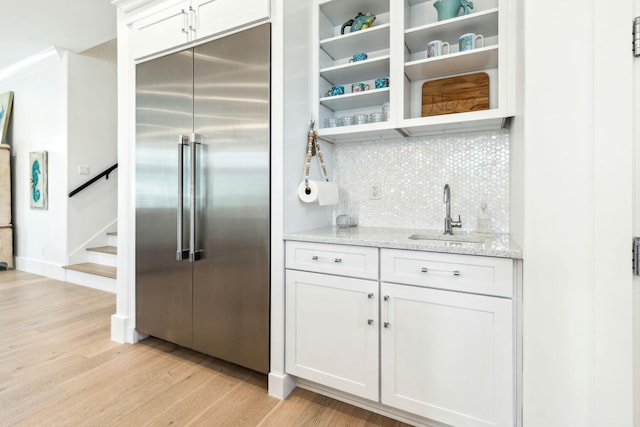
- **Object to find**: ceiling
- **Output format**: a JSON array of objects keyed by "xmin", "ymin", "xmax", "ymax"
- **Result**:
[{"xmin": 0, "ymin": 0, "xmax": 117, "ymax": 71}]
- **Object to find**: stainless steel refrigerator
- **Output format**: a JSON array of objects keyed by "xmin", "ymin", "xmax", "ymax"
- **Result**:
[{"xmin": 135, "ymin": 24, "xmax": 270, "ymax": 374}]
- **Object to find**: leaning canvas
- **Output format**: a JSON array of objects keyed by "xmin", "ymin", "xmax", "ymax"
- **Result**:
[
  {"xmin": 0, "ymin": 92, "xmax": 14, "ymax": 144},
  {"xmin": 29, "ymin": 151, "xmax": 47, "ymax": 210}
]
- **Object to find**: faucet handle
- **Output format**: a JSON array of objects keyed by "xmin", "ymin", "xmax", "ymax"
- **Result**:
[{"xmin": 452, "ymin": 215, "xmax": 462, "ymax": 228}]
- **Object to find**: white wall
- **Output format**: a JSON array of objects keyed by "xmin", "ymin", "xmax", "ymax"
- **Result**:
[
  {"xmin": 523, "ymin": 1, "xmax": 633, "ymax": 425},
  {"xmin": 0, "ymin": 43, "xmax": 118, "ymax": 279},
  {"xmin": 67, "ymin": 41, "xmax": 118, "ymax": 253},
  {"xmin": 0, "ymin": 49, "xmax": 69, "ymax": 278},
  {"xmin": 282, "ymin": 0, "xmax": 334, "ymax": 234}
]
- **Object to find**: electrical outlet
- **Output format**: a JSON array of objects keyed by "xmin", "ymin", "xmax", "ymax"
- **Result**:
[
  {"xmin": 370, "ymin": 184, "xmax": 381, "ymax": 200},
  {"xmin": 78, "ymin": 165, "xmax": 90, "ymax": 175}
]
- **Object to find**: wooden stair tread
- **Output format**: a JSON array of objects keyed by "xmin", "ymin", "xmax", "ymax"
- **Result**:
[
  {"xmin": 87, "ymin": 245, "xmax": 117, "ymax": 255},
  {"xmin": 64, "ymin": 263, "xmax": 116, "ymax": 279}
]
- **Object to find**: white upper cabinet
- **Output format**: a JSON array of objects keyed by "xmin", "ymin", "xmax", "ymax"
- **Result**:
[
  {"xmin": 314, "ymin": 0, "xmax": 516, "ymax": 142},
  {"xmin": 193, "ymin": 0, "xmax": 269, "ymax": 43},
  {"xmin": 132, "ymin": 0, "xmax": 191, "ymax": 60},
  {"xmin": 132, "ymin": 0, "xmax": 270, "ymax": 60}
]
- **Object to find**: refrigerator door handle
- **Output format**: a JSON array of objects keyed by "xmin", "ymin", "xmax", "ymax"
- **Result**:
[
  {"xmin": 177, "ymin": 135, "xmax": 190, "ymax": 261},
  {"xmin": 189, "ymin": 133, "xmax": 203, "ymax": 262}
]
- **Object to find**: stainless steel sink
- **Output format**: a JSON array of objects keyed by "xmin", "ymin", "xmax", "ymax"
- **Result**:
[{"xmin": 407, "ymin": 233, "xmax": 487, "ymax": 248}]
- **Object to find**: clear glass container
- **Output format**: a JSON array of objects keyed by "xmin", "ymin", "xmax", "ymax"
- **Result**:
[
  {"xmin": 353, "ymin": 114, "xmax": 368, "ymax": 125},
  {"xmin": 339, "ymin": 116, "xmax": 354, "ymax": 127},
  {"xmin": 324, "ymin": 117, "xmax": 338, "ymax": 128},
  {"xmin": 369, "ymin": 112, "xmax": 383, "ymax": 123},
  {"xmin": 382, "ymin": 102, "xmax": 391, "ymax": 121}
]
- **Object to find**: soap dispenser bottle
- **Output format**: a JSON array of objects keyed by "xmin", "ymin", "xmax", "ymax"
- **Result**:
[{"xmin": 476, "ymin": 202, "xmax": 492, "ymax": 234}]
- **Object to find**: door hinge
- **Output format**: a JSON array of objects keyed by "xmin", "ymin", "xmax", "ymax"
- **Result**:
[
  {"xmin": 633, "ymin": 237, "xmax": 640, "ymax": 275},
  {"xmin": 634, "ymin": 17, "xmax": 640, "ymax": 57}
]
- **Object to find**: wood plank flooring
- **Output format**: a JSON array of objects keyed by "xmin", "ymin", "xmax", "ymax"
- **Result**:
[{"xmin": 0, "ymin": 270, "xmax": 409, "ymax": 426}]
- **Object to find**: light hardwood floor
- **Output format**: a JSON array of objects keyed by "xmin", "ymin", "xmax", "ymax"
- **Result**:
[{"xmin": 0, "ymin": 270, "xmax": 409, "ymax": 426}]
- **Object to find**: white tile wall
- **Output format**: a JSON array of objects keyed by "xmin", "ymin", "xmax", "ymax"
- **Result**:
[{"xmin": 332, "ymin": 129, "xmax": 510, "ymax": 233}]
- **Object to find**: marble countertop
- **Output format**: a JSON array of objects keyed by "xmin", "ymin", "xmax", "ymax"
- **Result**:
[{"xmin": 284, "ymin": 226, "xmax": 522, "ymax": 259}]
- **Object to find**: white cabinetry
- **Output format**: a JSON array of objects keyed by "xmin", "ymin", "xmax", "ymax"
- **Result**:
[
  {"xmin": 285, "ymin": 270, "xmax": 379, "ymax": 400},
  {"xmin": 285, "ymin": 241, "xmax": 380, "ymax": 400},
  {"xmin": 380, "ymin": 248, "xmax": 514, "ymax": 426},
  {"xmin": 314, "ymin": 0, "xmax": 515, "ymax": 142},
  {"xmin": 285, "ymin": 241, "xmax": 518, "ymax": 426},
  {"xmin": 132, "ymin": 0, "xmax": 270, "ymax": 59},
  {"xmin": 380, "ymin": 282, "xmax": 513, "ymax": 427}
]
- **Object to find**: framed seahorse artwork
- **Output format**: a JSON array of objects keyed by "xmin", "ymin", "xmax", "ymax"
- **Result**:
[
  {"xmin": 29, "ymin": 151, "xmax": 47, "ymax": 210},
  {"xmin": 0, "ymin": 91, "xmax": 13, "ymax": 144}
]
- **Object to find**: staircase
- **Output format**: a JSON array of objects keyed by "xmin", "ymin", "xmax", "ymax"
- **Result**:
[{"xmin": 64, "ymin": 231, "xmax": 117, "ymax": 293}]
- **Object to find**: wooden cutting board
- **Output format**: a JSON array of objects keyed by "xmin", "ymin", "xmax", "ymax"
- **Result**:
[{"xmin": 421, "ymin": 72, "xmax": 489, "ymax": 117}]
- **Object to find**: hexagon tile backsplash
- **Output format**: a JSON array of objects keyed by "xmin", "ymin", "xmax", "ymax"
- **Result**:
[{"xmin": 333, "ymin": 129, "xmax": 510, "ymax": 233}]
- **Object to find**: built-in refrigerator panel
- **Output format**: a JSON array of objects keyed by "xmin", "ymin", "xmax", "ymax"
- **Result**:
[
  {"xmin": 192, "ymin": 24, "xmax": 271, "ymax": 374},
  {"xmin": 135, "ymin": 50, "xmax": 195, "ymax": 348},
  {"xmin": 135, "ymin": 24, "xmax": 270, "ymax": 374}
]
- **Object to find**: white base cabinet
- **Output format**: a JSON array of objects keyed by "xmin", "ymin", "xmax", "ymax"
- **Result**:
[
  {"xmin": 380, "ymin": 282, "xmax": 513, "ymax": 427},
  {"xmin": 285, "ymin": 269, "xmax": 379, "ymax": 401},
  {"xmin": 285, "ymin": 241, "xmax": 519, "ymax": 427}
]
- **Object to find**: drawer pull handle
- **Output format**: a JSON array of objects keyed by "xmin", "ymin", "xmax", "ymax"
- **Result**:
[
  {"xmin": 311, "ymin": 255, "xmax": 343, "ymax": 263},
  {"xmin": 421, "ymin": 267, "xmax": 462, "ymax": 277}
]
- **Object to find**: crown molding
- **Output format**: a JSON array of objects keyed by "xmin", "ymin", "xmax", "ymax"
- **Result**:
[{"xmin": 111, "ymin": 0, "xmax": 155, "ymax": 13}]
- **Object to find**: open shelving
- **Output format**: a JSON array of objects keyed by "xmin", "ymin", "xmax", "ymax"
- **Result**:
[{"xmin": 314, "ymin": 0, "xmax": 513, "ymax": 142}]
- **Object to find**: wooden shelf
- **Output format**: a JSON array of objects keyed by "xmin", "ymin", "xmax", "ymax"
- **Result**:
[
  {"xmin": 320, "ymin": 24, "xmax": 391, "ymax": 60},
  {"xmin": 319, "ymin": 0, "xmax": 390, "ymax": 26},
  {"xmin": 400, "ymin": 109, "xmax": 509, "ymax": 136},
  {"xmin": 404, "ymin": 45, "xmax": 498, "ymax": 81},
  {"xmin": 316, "ymin": 110, "xmax": 511, "ymax": 143},
  {"xmin": 320, "ymin": 87, "xmax": 390, "ymax": 111},
  {"xmin": 404, "ymin": 8, "xmax": 499, "ymax": 54},
  {"xmin": 320, "ymin": 56, "xmax": 390, "ymax": 85},
  {"xmin": 318, "ymin": 121, "xmax": 404, "ymax": 143}
]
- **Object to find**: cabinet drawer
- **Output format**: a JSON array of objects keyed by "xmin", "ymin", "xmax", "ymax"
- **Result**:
[
  {"xmin": 286, "ymin": 241, "xmax": 378, "ymax": 280},
  {"xmin": 381, "ymin": 249, "xmax": 513, "ymax": 298}
]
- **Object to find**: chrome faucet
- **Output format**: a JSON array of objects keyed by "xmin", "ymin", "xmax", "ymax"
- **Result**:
[{"xmin": 443, "ymin": 184, "xmax": 462, "ymax": 235}]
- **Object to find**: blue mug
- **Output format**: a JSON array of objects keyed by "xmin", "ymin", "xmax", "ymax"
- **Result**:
[
  {"xmin": 375, "ymin": 77, "xmax": 389, "ymax": 89},
  {"xmin": 349, "ymin": 52, "xmax": 368, "ymax": 63},
  {"xmin": 326, "ymin": 85, "xmax": 345, "ymax": 97}
]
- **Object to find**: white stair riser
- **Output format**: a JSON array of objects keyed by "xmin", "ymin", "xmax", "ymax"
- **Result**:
[
  {"xmin": 65, "ymin": 269, "xmax": 116, "ymax": 293},
  {"xmin": 86, "ymin": 251, "xmax": 117, "ymax": 267},
  {"xmin": 107, "ymin": 235, "xmax": 118, "ymax": 247}
]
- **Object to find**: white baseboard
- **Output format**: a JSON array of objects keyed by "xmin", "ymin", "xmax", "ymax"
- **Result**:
[
  {"xmin": 268, "ymin": 372, "xmax": 296, "ymax": 399},
  {"xmin": 111, "ymin": 313, "xmax": 145, "ymax": 344},
  {"xmin": 15, "ymin": 256, "xmax": 66, "ymax": 281},
  {"xmin": 296, "ymin": 379, "xmax": 444, "ymax": 427}
]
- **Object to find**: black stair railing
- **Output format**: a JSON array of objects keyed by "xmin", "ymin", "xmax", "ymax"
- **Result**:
[{"xmin": 68, "ymin": 163, "xmax": 118, "ymax": 198}]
